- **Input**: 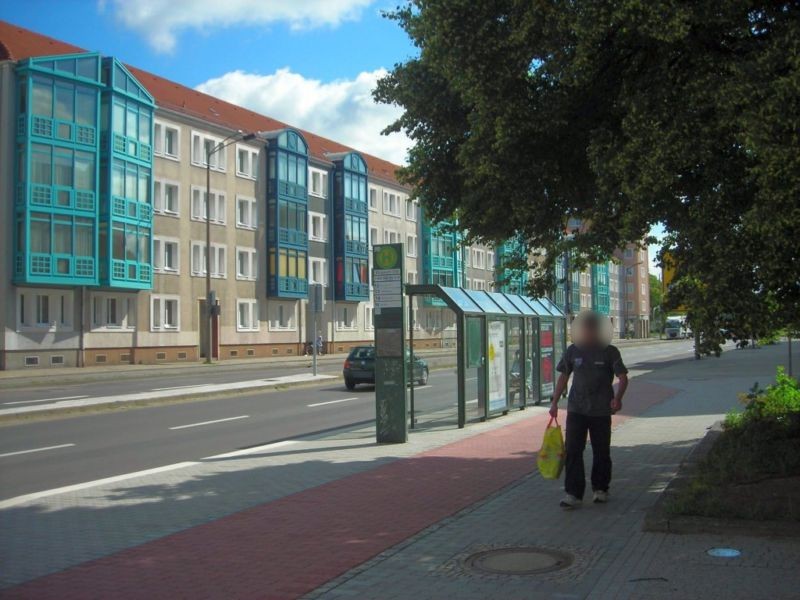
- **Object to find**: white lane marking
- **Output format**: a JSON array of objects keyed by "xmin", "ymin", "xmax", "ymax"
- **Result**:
[
  {"xmin": 0, "ymin": 440, "xmax": 298, "ymax": 510},
  {"xmin": 307, "ymin": 397, "xmax": 358, "ymax": 408},
  {"xmin": 467, "ymin": 399, "xmax": 479, "ymax": 404},
  {"xmin": 169, "ymin": 415, "xmax": 250, "ymax": 430},
  {"xmin": 465, "ymin": 377, "xmax": 478, "ymax": 381},
  {"xmin": 151, "ymin": 385, "xmax": 202, "ymax": 391},
  {"xmin": 4, "ymin": 395, "xmax": 88, "ymax": 406},
  {"xmin": 0, "ymin": 443, "xmax": 76, "ymax": 459},
  {"xmin": 412, "ymin": 385, "xmax": 432, "ymax": 391}
]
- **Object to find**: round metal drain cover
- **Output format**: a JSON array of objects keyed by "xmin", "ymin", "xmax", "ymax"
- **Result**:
[{"xmin": 465, "ymin": 547, "xmax": 573, "ymax": 576}]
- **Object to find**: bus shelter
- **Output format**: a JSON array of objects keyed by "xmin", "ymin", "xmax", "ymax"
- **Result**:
[{"xmin": 406, "ymin": 285, "xmax": 567, "ymax": 429}]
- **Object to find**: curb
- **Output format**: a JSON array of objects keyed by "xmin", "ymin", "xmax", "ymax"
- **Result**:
[{"xmin": 643, "ymin": 421, "xmax": 800, "ymax": 538}]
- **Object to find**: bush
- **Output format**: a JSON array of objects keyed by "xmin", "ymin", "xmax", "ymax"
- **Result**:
[{"xmin": 728, "ymin": 368, "xmax": 800, "ymax": 428}]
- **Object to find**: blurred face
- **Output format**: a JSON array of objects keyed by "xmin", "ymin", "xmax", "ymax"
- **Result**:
[
  {"xmin": 582, "ymin": 320, "xmax": 600, "ymax": 346},
  {"xmin": 571, "ymin": 311, "xmax": 611, "ymax": 348}
]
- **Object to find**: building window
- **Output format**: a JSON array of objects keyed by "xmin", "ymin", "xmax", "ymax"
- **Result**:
[
  {"xmin": 308, "ymin": 212, "xmax": 327, "ymax": 242},
  {"xmin": 473, "ymin": 249, "xmax": 485, "ymax": 269},
  {"xmin": 463, "ymin": 247, "xmax": 470, "ymax": 267},
  {"xmin": 236, "ymin": 145, "xmax": 259, "ymax": 179},
  {"xmin": 91, "ymin": 293, "xmax": 136, "ymax": 330},
  {"xmin": 153, "ymin": 180, "xmax": 179, "ymax": 215},
  {"xmin": 236, "ymin": 247, "xmax": 258, "ymax": 281},
  {"xmin": 486, "ymin": 251, "xmax": 495, "ymax": 270},
  {"xmin": 383, "ymin": 191, "xmax": 401, "ymax": 217},
  {"xmin": 407, "ymin": 234, "xmax": 418, "ymax": 257},
  {"xmin": 336, "ymin": 305, "xmax": 358, "ymax": 331},
  {"xmin": 191, "ymin": 187, "xmax": 226, "ymax": 223},
  {"xmin": 153, "ymin": 237, "xmax": 179, "ymax": 274},
  {"xmin": 191, "ymin": 243, "xmax": 226, "ymax": 278},
  {"xmin": 237, "ymin": 299, "xmax": 259, "ymax": 331},
  {"xmin": 365, "ymin": 305, "xmax": 374, "ymax": 330},
  {"xmin": 473, "ymin": 279, "xmax": 485, "ymax": 291},
  {"xmin": 17, "ymin": 289, "xmax": 73, "ymax": 331},
  {"xmin": 153, "ymin": 121, "xmax": 179, "ymax": 159},
  {"xmin": 626, "ymin": 301, "xmax": 634, "ymax": 312},
  {"xmin": 624, "ymin": 248, "xmax": 634, "ymax": 258},
  {"xmin": 383, "ymin": 229, "xmax": 400, "ymax": 244},
  {"xmin": 369, "ymin": 227, "xmax": 379, "ymax": 248},
  {"xmin": 151, "ymin": 295, "xmax": 179, "ymax": 331},
  {"xmin": 268, "ymin": 302, "xmax": 296, "ymax": 331},
  {"xmin": 627, "ymin": 283, "xmax": 635, "ymax": 294},
  {"xmin": 191, "ymin": 131, "xmax": 227, "ymax": 171},
  {"xmin": 236, "ymin": 196, "xmax": 257, "ymax": 229},
  {"xmin": 309, "ymin": 168, "xmax": 329, "ymax": 198},
  {"xmin": 368, "ymin": 188, "xmax": 378, "ymax": 211},
  {"xmin": 407, "ymin": 271, "xmax": 417, "ymax": 284},
  {"xmin": 405, "ymin": 199, "xmax": 417, "ymax": 221},
  {"xmin": 310, "ymin": 257, "xmax": 328, "ymax": 286}
]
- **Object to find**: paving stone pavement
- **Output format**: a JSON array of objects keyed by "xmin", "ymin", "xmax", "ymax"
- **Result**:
[
  {"xmin": 1, "ymin": 343, "xmax": 797, "ymax": 599},
  {"xmin": 307, "ymin": 344, "xmax": 800, "ymax": 600}
]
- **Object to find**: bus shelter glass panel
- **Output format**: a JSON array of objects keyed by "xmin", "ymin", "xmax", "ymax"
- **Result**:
[
  {"xmin": 526, "ymin": 317, "xmax": 541, "ymax": 405},
  {"xmin": 411, "ymin": 297, "xmax": 459, "ymax": 429},
  {"xmin": 507, "ymin": 316, "xmax": 525, "ymax": 407},
  {"xmin": 487, "ymin": 318, "xmax": 509, "ymax": 415},
  {"xmin": 486, "ymin": 292, "xmax": 521, "ymax": 315},
  {"xmin": 539, "ymin": 320, "xmax": 556, "ymax": 399},
  {"xmin": 465, "ymin": 315, "xmax": 486, "ymax": 421}
]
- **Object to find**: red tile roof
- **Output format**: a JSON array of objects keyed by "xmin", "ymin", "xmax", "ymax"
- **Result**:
[{"xmin": 0, "ymin": 20, "xmax": 405, "ymax": 186}]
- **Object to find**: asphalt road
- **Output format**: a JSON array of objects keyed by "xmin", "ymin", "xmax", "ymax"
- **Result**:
[{"xmin": 0, "ymin": 340, "xmax": 699, "ymax": 501}]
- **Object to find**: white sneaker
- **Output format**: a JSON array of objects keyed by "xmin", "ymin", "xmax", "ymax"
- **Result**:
[
  {"xmin": 593, "ymin": 490, "xmax": 609, "ymax": 504},
  {"xmin": 559, "ymin": 494, "xmax": 582, "ymax": 509}
]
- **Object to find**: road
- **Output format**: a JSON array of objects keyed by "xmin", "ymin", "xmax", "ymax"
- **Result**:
[{"xmin": 0, "ymin": 340, "xmax": 698, "ymax": 501}]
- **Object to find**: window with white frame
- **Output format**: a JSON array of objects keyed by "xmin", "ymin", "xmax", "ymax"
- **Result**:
[
  {"xmin": 383, "ymin": 229, "xmax": 400, "ymax": 244},
  {"xmin": 473, "ymin": 249, "xmax": 485, "ymax": 269},
  {"xmin": 153, "ymin": 121, "xmax": 180, "ymax": 159},
  {"xmin": 236, "ymin": 145, "xmax": 259, "ymax": 179},
  {"xmin": 641, "ymin": 282, "xmax": 646, "ymax": 295},
  {"xmin": 153, "ymin": 237, "xmax": 179, "ymax": 274},
  {"xmin": 365, "ymin": 305, "xmax": 374, "ymax": 330},
  {"xmin": 237, "ymin": 299, "xmax": 259, "ymax": 331},
  {"xmin": 368, "ymin": 188, "xmax": 378, "ymax": 211},
  {"xmin": 309, "ymin": 168, "xmax": 329, "ymax": 198},
  {"xmin": 641, "ymin": 300, "xmax": 647, "ymax": 312},
  {"xmin": 405, "ymin": 198, "xmax": 417, "ymax": 221},
  {"xmin": 191, "ymin": 131, "xmax": 227, "ymax": 171},
  {"xmin": 151, "ymin": 295, "xmax": 179, "ymax": 331},
  {"xmin": 308, "ymin": 212, "xmax": 327, "ymax": 242},
  {"xmin": 486, "ymin": 251, "xmax": 495, "ymax": 269},
  {"xmin": 336, "ymin": 305, "xmax": 358, "ymax": 330},
  {"xmin": 370, "ymin": 227, "xmax": 379, "ymax": 247},
  {"xmin": 153, "ymin": 180, "xmax": 179, "ymax": 215},
  {"xmin": 463, "ymin": 247, "xmax": 470, "ymax": 267},
  {"xmin": 17, "ymin": 289, "xmax": 73, "ymax": 331},
  {"xmin": 191, "ymin": 187, "xmax": 226, "ymax": 223},
  {"xmin": 406, "ymin": 234, "xmax": 418, "ymax": 257},
  {"xmin": 624, "ymin": 248, "xmax": 633, "ymax": 258},
  {"xmin": 191, "ymin": 242, "xmax": 226, "ymax": 278},
  {"xmin": 473, "ymin": 279, "xmax": 485, "ymax": 291},
  {"xmin": 91, "ymin": 293, "xmax": 136, "ymax": 329},
  {"xmin": 407, "ymin": 271, "xmax": 417, "ymax": 284},
  {"xmin": 310, "ymin": 257, "xmax": 328, "ymax": 286},
  {"xmin": 236, "ymin": 247, "xmax": 257, "ymax": 281},
  {"xmin": 236, "ymin": 196, "xmax": 257, "ymax": 229},
  {"xmin": 268, "ymin": 302, "xmax": 295, "ymax": 330},
  {"xmin": 383, "ymin": 191, "xmax": 401, "ymax": 217}
]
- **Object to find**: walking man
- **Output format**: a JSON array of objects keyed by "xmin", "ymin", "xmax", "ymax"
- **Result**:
[{"xmin": 549, "ymin": 311, "xmax": 629, "ymax": 508}]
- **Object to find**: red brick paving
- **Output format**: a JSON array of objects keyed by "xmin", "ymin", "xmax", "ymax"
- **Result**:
[{"xmin": 2, "ymin": 380, "xmax": 676, "ymax": 600}]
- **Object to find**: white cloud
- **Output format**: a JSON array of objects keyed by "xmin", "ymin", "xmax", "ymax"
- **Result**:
[
  {"xmin": 106, "ymin": 0, "xmax": 375, "ymax": 53},
  {"xmin": 196, "ymin": 68, "xmax": 409, "ymax": 165}
]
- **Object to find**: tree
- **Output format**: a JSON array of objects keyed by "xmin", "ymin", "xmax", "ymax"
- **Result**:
[{"xmin": 375, "ymin": 1, "xmax": 800, "ymax": 354}]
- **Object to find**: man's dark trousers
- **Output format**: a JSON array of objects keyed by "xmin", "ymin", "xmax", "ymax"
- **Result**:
[{"xmin": 564, "ymin": 411, "xmax": 612, "ymax": 500}]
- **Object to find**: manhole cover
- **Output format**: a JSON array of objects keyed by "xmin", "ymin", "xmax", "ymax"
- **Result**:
[{"xmin": 465, "ymin": 547, "xmax": 573, "ymax": 576}]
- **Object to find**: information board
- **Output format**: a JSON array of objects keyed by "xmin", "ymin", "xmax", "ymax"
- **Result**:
[{"xmin": 540, "ymin": 321, "xmax": 554, "ymax": 397}]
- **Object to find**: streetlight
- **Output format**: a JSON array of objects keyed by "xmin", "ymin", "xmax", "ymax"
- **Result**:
[{"xmin": 204, "ymin": 130, "xmax": 261, "ymax": 363}]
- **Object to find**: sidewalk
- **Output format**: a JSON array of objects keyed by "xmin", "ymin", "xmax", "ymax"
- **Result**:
[{"xmin": 2, "ymin": 343, "xmax": 794, "ymax": 599}]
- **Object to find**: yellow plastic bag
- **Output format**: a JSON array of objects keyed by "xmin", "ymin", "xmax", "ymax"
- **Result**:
[{"xmin": 537, "ymin": 417, "xmax": 565, "ymax": 480}]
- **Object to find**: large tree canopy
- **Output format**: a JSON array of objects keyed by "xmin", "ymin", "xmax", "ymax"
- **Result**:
[{"xmin": 375, "ymin": 0, "xmax": 800, "ymax": 349}]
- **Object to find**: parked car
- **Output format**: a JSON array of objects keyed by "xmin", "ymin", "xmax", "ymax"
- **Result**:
[{"xmin": 342, "ymin": 346, "xmax": 429, "ymax": 390}]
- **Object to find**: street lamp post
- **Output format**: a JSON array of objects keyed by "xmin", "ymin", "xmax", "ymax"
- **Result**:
[{"xmin": 204, "ymin": 130, "xmax": 258, "ymax": 364}]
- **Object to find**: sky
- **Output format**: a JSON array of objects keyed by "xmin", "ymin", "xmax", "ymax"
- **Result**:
[{"xmin": 2, "ymin": 0, "xmax": 661, "ymax": 273}]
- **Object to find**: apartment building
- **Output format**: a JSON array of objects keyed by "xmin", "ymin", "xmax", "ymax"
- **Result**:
[{"xmin": 615, "ymin": 244, "xmax": 651, "ymax": 338}]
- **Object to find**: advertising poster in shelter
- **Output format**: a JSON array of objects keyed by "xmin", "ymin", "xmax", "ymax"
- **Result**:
[
  {"xmin": 488, "ymin": 320, "xmax": 507, "ymax": 412},
  {"xmin": 540, "ymin": 322, "xmax": 555, "ymax": 397}
]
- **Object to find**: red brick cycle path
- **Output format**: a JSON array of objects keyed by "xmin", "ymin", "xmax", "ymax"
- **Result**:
[{"xmin": 2, "ymin": 380, "xmax": 676, "ymax": 600}]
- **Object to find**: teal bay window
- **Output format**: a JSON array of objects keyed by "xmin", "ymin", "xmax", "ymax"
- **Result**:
[
  {"xmin": 266, "ymin": 129, "xmax": 309, "ymax": 298},
  {"xmin": 331, "ymin": 152, "xmax": 369, "ymax": 301},
  {"xmin": 421, "ymin": 220, "xmax": 462, "ymax": 306}
]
